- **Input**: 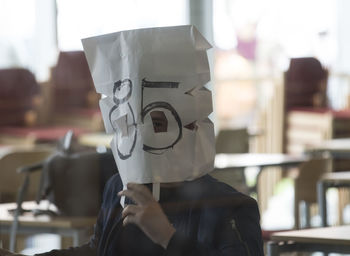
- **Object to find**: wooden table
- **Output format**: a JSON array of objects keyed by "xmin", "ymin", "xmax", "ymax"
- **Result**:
[
  {"xmin": 214, "ymin": 153, "xmax": 309, "ymax": 198},
  {"xmin": 268, "ymin": 225, "xmax": 350, "ymax": 255},
  {"xmin": 308, "ymin": 138, "xmax": 350, "ymax": 158},
  {"xmin": 0, "ymin": 145, "xmax": 52, "ymax": 159},
  {"xmin": 215, "ymin": 153, "xmax": 309, "ymax": 169},
  {"xmin": 317, "ymin": 171, "xmax": 350, "ymax": 227},
  {"xmin": 0, "ymin": 201, "xmax": 96, "ymax": 247}
]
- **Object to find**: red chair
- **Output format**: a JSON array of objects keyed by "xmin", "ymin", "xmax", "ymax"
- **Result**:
[
  {"xmin": 0, "ymin": 68, "xmax": 40, "ymax": 127},
  {"xmin": 51, "ymin": 51, "xmax": 98, "ymax": 111},
  {"xmin": 49, "ymin": 51, "xmax": 102, "ymax": 131},
  {"xmin": 0, "ymin": 67, "xmax": 89, "ymax": 145}
]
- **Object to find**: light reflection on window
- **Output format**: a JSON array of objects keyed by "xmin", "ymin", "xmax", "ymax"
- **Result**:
[
  {"xmin": 213, "ymin": 0, "xmax": 337, "ymax": 129},
  {"xmin": 57, "ymin": 0, "xmax": 188, "ymax": 50}
]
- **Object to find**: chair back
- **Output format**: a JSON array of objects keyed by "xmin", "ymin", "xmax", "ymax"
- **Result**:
[
  {"xmin": 215, "ymin": 128, "xmax": 249, "ymax": 154},
  {"xmin": 211, "ymin": 128, "xmax": 250, "ymax": 194},
  {"xmin": 0, "ymin": 68, "xmax": 40, "ymax": 126},
  {"xmin": 51, "ymin": 51, "xmax": 97, "ymax": 111},
  {"xmin": 294, "ymin": 157, "xmax": 331, "ymax": 228},
  {"xmin": 0, "ymin": 149, "xmax": 52, "ymax": 202},
  {"xmin": 40, "ymin": 150, "xmax": 117, "ymax": 216},
  {"xmin": 284, "ymin": 57, "xmax": 328, "ymax": 110}
]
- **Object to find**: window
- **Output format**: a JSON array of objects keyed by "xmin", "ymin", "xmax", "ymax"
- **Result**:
[
  {"xmin": 57, "ymin": 0, "xmax": 188, "ymax": 50},
  {"xmin": 0, "ymin": 0, "xmax": 57, "ymax": 81},
  {"xmin": 213, "ymin": 0, "xmax": 336, "ymax": 129}
]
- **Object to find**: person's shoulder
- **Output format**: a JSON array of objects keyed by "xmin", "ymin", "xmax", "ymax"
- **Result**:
[
  {"xmin": 106, "ymin": 172, "xmax": 122, "ymax": 184},
  {"xmin": 200, "ymin": 175, "xmax": 261, "ymax": 224},
  {"xmin": 102, "ymin": 173, "xmax": 123, "ymax": 202},
  {"xmin": 105, "ymin": 173, "xmax": 123, "ymax": 190},
  {"xmin": 198, "ymin": 175, "xmax": 257, "ymax": 208}
]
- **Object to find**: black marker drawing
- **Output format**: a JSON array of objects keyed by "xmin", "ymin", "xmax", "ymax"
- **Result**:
[
  {"xmin": 141, "ymin": 79, "xmax": 182, "ymax": 154},
  {"xmin": 113, "ymin": 79, "xmax": 132, "ymax": 105},
  {"xmin": 150, "ymin": 111, "xmax": 168, "ymax": 133},
  {"xmin": 109, "ymin": 78, "xmax": 183, "ymax": 158},
  {"xmin": 141, "ymin": 79, "xmax": 179, "ymax": 88},
  {"xmin": 109, "ymin": 79, "xmax": 137, "ymax": 159}
]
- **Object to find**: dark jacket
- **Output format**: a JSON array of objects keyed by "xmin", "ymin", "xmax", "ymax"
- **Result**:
[{"xmin": 37, "ymin": 174, "xmax": 264, "ymax": 256}]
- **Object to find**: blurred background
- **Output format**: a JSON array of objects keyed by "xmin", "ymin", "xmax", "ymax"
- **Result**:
[{"xmin": 2, "ymin": 0, "xmax": 350, "ymax": 254}]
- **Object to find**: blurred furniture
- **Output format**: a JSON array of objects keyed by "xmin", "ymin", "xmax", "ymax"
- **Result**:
[
  {"xmin": 283, "ymin": 57, "xmax": 328, "ymax": 155},
  {"xmin": 0, "ymin": 56, "xmax": 102, "ymax": 145},
  {"xmin": 51, "ymin": 51, "xmax": 97, "ymax": 111},
  {"xmin": 0, "ymin": 201, "xmax": 95, "ymax": 248},
  {"xmin": 284, "ymin": 57, "xmax": 328, "ymax": 112},
  {"xmin": 49, "ymin": 51, "xmax": 102, "ymax": 131},
  {"xmin": 214, "ymin": 153, "xmax": 309, "ymax": 200},
  {"xmin": 12, "ymin": 131, "xmax": 117, "ymax": 218},
  {"xmin": 215, "ymin": 128, "xmax": 249, "ymax": 154},
  {"xmin": 211, "ymin": 128, "xmax": 250, "ymax": 194},
  {"xmin": 309, "ymin": 137, "xmax": 350, "ymax": 159},
  {"xmin": 215, "ymin": 153, "xmax": 308, "ymax": 170},
  {"xmin": 286, "ymin": 107, "xmax": 350, "ymax": 222},
  {"xmin": 214, "ymin": 153, "xmax": 310, "ymax": 240},
  {"xmin": 294, "ymin": 157, "xmax": 331, "ymax": 228},
  {"xmin": 77, "ymin": 132, "xmax": 113, "ymax": 148},
  {"xmin": 309, "ymin": 138, "xmax": 350, "ymax": 226},
  {"xmin": 286, "ymin": 109, "xmax": 350, "ymax": 165},
  {"xmin": 0, "ymin": 67, "xmax": 83, "ymax": 145},
  {"xmin": 284, "ymin": 60, "xmax": 350, "ymax": 223},
  {"xmin": 0, "ymin": 146, "xmax": 53, "ymax": 203},
  {"xmin": 0, "ymin": 68, "xmax": 40, "ymax": 128},
  {"xmin": 6, "ymin": 131, "xmax": 117, "ymax": 251},
  {"xmin": 0, "ymin": 126, "xmax": 88, "ymax": 145},
  {"xmin": 267, "ymin": 225, "xmax": 350, "ymax": 255},
  {"xmin": 0, "ymin": 146, "xmax": 52, "ymax": 251},
  {"xmin": 318, "ymin": 171, "xmax": 350, "ymax": 227}
]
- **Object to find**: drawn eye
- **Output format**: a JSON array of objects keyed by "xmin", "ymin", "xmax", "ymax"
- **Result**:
[{"xmin": 150, "ymin": 111, "xmax": 168, "ymax": 133}]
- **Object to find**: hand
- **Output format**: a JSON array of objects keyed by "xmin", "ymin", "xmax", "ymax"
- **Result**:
[
  {"xmin": 118, "ymin": 183, "xmax": 176, "ymax": 249},
  {"xmin": 0, "ymin": 248, "xmax": 24, "ymax": 256}
]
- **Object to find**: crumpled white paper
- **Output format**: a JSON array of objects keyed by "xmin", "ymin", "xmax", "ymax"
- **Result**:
[{"xmin": 82, "ymin": 25, "xmax": 215, "ymax": 192}]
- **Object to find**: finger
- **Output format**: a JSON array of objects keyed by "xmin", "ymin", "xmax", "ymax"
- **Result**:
[
  {"xmin": 127, "ymin": 183, "xmax": 154, "ymax": 200},
  {"xmin": 118, "ymin": 184, "xmax": 153, "ymax": 204},
  {"xmin": 118, "ymin": 189, "xmax": 147, "ymax": 205},
  {"xmin": 123, "ymin": 214, "xmax": 139, "ymax": 226},
  {"xmin": 122, "ymin": 204, "xmax": 140, "ymax": 218}
]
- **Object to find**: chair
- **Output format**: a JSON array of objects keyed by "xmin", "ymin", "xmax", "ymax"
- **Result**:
[
  {"xmin": 0, "ymin": 64, "xmax": 98, "ymax": 145},
  {"xmin": 8, "ymin": 131, "xmax": 118, "ymax": 251},
  {"xmin": 215, "ymin": 128, "xmax": 249, "ymax": 154},
  {"xmin": 283, "ymin": 57, "xmax": 328, "ymax": 153},
  {"xmin": 0, "ymin": 147, "xmax": 53, "ymax": 203},
  {"xmin": 284, "ymin": 57, "xmax": 328, "ymax": 111},
  {"xmin": 210, "ymin": 128, "xmax": 251, "ymax": 194},
  {"xmin": 294, "ymin": 157, "xmax": 331, "ymax": 228},
  {"xmin": 51, "ymin": 51, "xmax": 98, "ymax": 111},
  {"xmin": 0, "ymin": 68, "xmax": 41, "ymax": 127},
  {"xmin": 261, "ymin": 157, "xmax": 331, "ymax": 244},
  {"xmin": 49, "ymin": 51, "xmax": 102, "ymax": 131}
]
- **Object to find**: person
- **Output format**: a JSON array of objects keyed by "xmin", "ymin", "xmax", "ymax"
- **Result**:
[
  {"xmin": 0, "ymin": 25, "xmax": 264, "ymax": 255},
  {"xmin": 0, "ymin": 173, "xmax": 263, "ymax": 256}
]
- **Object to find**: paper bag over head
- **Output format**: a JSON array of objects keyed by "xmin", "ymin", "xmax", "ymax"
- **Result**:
[{"xmin": 82, "ymin": 25, "xmax": 215, "ymax": 197}]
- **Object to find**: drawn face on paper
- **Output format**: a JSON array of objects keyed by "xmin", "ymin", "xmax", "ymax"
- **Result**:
[
  {"xmin": 82, "ymin": 25, "xmax": 216, "ymax": 186},
  {"xmin": 110, "ymin": 79, "xmax": 182, "ymax": 159}
]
